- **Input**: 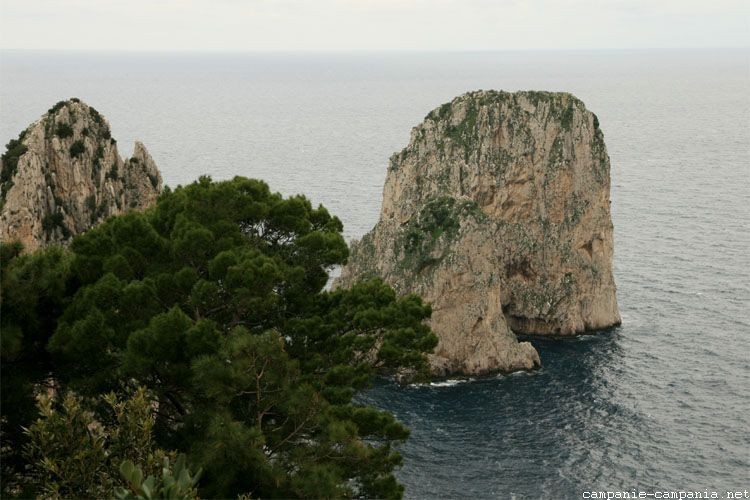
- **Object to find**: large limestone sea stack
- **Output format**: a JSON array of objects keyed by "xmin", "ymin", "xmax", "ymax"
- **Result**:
[
  {"xmin": 337, "ymin": 90, "xmax": 621, "ymax": 376},
  {"xmin": 1, "ymin": 99, "xmax": 162, "ymax": 252}
]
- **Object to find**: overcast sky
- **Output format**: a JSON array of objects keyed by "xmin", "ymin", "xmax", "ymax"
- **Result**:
[{"xmin": 1, "ymin": 0, "xmax": 748, "ymax": 51}]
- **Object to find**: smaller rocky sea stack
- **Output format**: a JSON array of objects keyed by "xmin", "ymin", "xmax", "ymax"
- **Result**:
[
  {"xmin": 337, "ymin": 90, "xmax": 621, "ymax": 376},
  {"xmin": 1, "ymin": 99, "xmax": 162, "ymax": 252}
]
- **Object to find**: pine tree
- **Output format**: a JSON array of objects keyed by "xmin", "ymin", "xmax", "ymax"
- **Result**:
[
  {"xmin": 1, "ymin": 242, "xmax": 72, "ymax": 497},
  {"xmin": 3, "ymin": 176, "xmax": 437, "ymax": 498}
]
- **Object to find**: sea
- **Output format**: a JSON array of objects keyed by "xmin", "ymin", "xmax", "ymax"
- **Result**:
[{"xmin": 1, "ymin": 49, "xmax": 748, "ymax": 498}]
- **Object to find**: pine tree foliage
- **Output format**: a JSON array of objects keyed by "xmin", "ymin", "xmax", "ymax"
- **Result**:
[
  {"xmin": 1, "ymin": 176, "xmax": 438, "ymax": 498},
  {"xmin": 1, "ymin": 242, "xmax": 73, "ymax": 496}
]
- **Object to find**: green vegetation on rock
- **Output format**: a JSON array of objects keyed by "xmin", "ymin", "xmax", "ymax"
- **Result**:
[
  {"xmin": 47, "ymin": 101, "xmax": 67, "ymax": 115},
  {"xmin": 69, "ymin": 140, "xmax": 86, "ymax": 158},
  {"xmin": 445, "ymin": 101, "xmax": 479, "ymax": 154},
  {"xmin": 590, "ymin": 124, "xmax": 609, "ymax": 183},
  {"xmin": 0, "ymin": 131, "xmax": 29, "ymax": 209},
  {"xmin": 106, "ymin": 162, "xmax": 119, "ymax": 181},
  {"xmin": 55, "ymin": 123, "xmax": 74, "ymax": 139},
  {"xmin": 89, "ymin": 106, "xmax": 104, "ymax": 125},
  {"xmin": 398, "ymin": 196, "xmax": 485, "ymax": 273},
  {"xmin": 41, "ymin": 212, "xmax": 72, "ymax": 240}
]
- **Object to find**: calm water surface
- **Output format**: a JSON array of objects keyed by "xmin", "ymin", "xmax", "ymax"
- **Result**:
[{"xmin": 1, "ymin": 49, "xmax": 748, "ymax": 498}]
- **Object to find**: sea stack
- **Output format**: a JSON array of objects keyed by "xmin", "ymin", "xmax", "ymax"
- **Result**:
[
  {"xmin": 0, "ymin": 99, "xmax": 162, "ymax": 252},
  {"xmin": 336, "ymin": 90, "xmax": 621, "ymax": 376}
]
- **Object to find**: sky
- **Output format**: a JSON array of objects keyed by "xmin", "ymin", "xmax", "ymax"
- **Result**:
[{"xmin": 0, "ymin": 0, "xmax": 748, "ymax": 51}]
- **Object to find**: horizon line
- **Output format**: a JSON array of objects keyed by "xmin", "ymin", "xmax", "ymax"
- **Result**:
[{"xmin": 1, "ymin": 46, "xmax": 748, "ymax": 55}]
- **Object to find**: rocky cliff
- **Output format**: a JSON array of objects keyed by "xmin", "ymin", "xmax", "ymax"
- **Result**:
[
  {"xmin": 1, "ymin": 99, "xmax": 162, "ymax": 252},
  {"xmin": 337, "ymin": 90, "xmax": 621, "ymax": 376}
]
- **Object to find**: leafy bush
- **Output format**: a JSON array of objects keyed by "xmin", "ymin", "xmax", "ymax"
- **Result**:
[
  {"xmin": 55, "ymin": 123, "xmax": 74, "ymax": 139},
  {"xmin": 89, "ymin": 106, "xmax": 104, "ymax": 125},
  {"xmin": 86, "ymin": 194, "xmax": 97, "ymax": 212},
  {"xmin": 24, "ymin": 388, "xmax": 196, "ymax": 499},
  {"xmin": 41, "ymin": 212, "xmax": 65, "ymax": 232},
  {"xmin": 69, "ymin": 140, "xmax": 86, "ymax": 158},
  {"xmin": 1, "ymin": 131, "xmax": 29, "ymax": 207},
  {"xmin": 48, "ymin": 101, "xmax": 67, "ymax": 114},
  {"xmin": 106, "ymin": 163, "xmax": 119, "ymax": 181},
  {"xmin": 116, "ymin": 455, "xmax": 201, "ymax": 500},
  {"xmin": 91, "ymin": 201, "xmax": 108, "ymax": 223}
]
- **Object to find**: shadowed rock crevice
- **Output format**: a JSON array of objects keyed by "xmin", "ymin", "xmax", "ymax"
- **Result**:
[{"xmin": 336, "ymin": 90, "xmax": 621, "ymax": 376}]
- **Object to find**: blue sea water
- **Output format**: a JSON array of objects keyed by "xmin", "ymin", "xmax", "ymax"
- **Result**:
[{"xmin": 1, "ymin": 49, "xmax": 749, "ymax": 498}]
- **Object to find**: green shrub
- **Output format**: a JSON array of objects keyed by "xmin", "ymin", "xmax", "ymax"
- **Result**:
[
  {"xmin": 48, "ymin": 101, "xmax": 67, "ymax": 114},
  {"xmin": 41, "ymin": 212, "xmax": 64, "ymax": 232},
  {"xmin": 69, "ymin": 140, "xmax": 86, "ymax": 158},
  {"xmin": 399, "ymin": 196, "xmax": 485, "ymax": 273},
  {"xmin": 1, "ymin": 131, "xmax": 29, "ymax": 207},
  {"xmin": 55, "ymin": 123, "xmax": 74, "ymax": 139},
  {"xmin": 560, "ymin": 103, "xmax": 575, "ymax": 131},
  {"xmin": 41, "ymin": 212, "xmax": 71, "ymax": 239},
  {"xmin": 106, "ymin": 163, "xmax": 119, "ymax": 181},
  {"xmin": 86, "ymin": 194, "xmax": 96, "ymax": 212},
  {"xmin": 89, "ymin": 106, "xmax": 103, "ymax": 125},
  {"xmin": 116, "ymin": 455, "xmax": 201, "ymax": 500},
  {"xmin": 1, "ymin": 132, "xmax": 29, "ymax": 182},
  {"xmin": 24, "ymin": 389, "xmax": 191, "ymax": 499},
  {"xmin": 95, "ymin": 201, "xmax": 108, "ymax": 222}
]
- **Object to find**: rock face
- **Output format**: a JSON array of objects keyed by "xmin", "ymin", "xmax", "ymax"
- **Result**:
[
  {"xmin": 1, "ymin": 99, "xmax": 162, "ymax": 252},
  {"xmin": 336, "ymin": 90, "xmax": 621, "ymax": 376}
]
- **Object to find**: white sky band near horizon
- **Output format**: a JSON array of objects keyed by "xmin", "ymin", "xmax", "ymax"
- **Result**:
[{"xmin": 0, "ymin": 0, "xmax": 748, "ymax": 51}]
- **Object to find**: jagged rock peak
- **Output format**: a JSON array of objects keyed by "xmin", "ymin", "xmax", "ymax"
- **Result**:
[
  {"xmin": 336, "ymin": 90, "xmax": 621, "ymax": 376},
  {"xmin": 0, "ymin": 98, "xmax": 163, "ymax": 253}
]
